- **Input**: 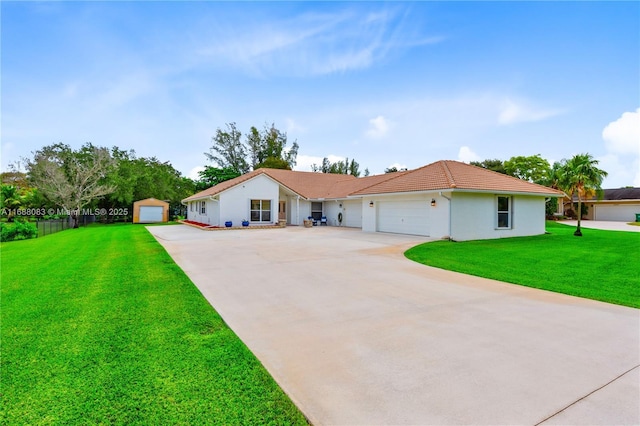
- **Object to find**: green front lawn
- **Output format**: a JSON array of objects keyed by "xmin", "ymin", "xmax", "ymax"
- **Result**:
[
  {"xmin": 405, "ymin": 222, "xmax": 639, "ymax": 308},
  {"xmin": 1, "ymin": 224, "xmax": 308, "ymax": 424}
]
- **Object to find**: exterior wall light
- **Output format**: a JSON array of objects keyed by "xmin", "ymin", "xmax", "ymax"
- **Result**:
[
  {"xmin": 431, "ymin": 198, "xmax": 436, "ymax": 206},
  {"xmin": 369, "ymin": 201, "xmax": 374, "ymax": 207}
]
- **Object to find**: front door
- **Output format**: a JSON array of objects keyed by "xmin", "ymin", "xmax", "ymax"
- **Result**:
[{"xmin": 278, "ymin": 201, "xmax": 286, "ymax": 221}]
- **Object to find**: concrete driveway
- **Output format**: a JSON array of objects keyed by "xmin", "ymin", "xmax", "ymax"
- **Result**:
[
  {"xmin": 148, "ymin": 225, "xmax": 639, "ymax": 425},
  {"xmin": 559, "ymin": 220, "xmax": 640, "ymax": 232}
]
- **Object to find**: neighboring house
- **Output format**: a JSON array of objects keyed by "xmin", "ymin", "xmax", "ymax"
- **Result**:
[
  {"xmin": 182, "ymin": 160, "xmax": 564, "ymax": 241},
  {"xmin": 563, "ymin": 188, "xmax": 640, "ymax": 222}
]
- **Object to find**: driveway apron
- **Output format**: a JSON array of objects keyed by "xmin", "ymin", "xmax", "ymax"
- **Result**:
[{"xmin": 148, "ymin": 225, "xmax": 639, "ymax": 425}]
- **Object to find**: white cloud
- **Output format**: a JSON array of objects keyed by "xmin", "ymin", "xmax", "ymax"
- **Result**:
[
  {"xmin": 188, "ymin": 166, "xmax": 205, "ymax": 180},
  {"xmin": 597, "ymin": 153, "xmax": 640, "ymax": 189},
  {"xmin": 497, "ymin": 98, "xmax": 564, "ymax": 125},
  {"xmin": 285, "ymin": 118, "xmax": 306, "ymax": 134},
  {"xmin": 195, "ymin": 6, "xmax": 443, "ymax": 77},
  {"xmin": 366, "ymin": 115, "xmax": 390, "ymax": 139},
  {"xmin": 600, "ymin": 108, "xmax": 640, "ymax": 188},
  {"xmin": 602, "ymin": 108, "xmax": 640, "ymax": 155},
  {"xmin": 386, "ymin": 162, "xmax": 407, "ymax": 171},
  {"xmin": 457, "ymin": 146, "xmax": 481, "ymax": 163}
]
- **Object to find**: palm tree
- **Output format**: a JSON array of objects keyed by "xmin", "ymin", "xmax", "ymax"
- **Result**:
[
  {"xmin": 559, "ymin": 154, "xmax": 608, "ymax": 236},
  {"xmin": 1, "ymin": 184, "xmax": 25, "ymax": 222}
]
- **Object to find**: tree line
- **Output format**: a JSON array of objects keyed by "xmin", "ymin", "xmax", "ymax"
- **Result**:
[
  {"xmin": 1, "ymin": 122, "xmax": 370, "ymax": 226},
  {"xmin": 2, "ymin": 143, "xmax": 196, "ymax": 227}
]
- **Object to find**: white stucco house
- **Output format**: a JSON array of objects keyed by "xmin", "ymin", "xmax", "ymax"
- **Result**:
[{"xmin": 183, "ymin": 160, "xmax": 564, "ymax": 241}]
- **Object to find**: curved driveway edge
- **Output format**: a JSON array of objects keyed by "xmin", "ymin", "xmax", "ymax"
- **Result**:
[{"xmin": 148, "ymin": 225, "xmax": 639, "ymax": 425}]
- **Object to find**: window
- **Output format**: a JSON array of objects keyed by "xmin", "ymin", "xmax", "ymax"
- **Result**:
[
  {"xmin": 497, "ymin": 196, "xmax": 511, "ymax": 229},
  {"xmin": 200, "ymin": 201, "xmax": 206, "ymax": 214},
  {"xmin": 250, "ymin": 199, "xmax": 271, "ymax": 222},
  {"xmin": 311, "ymin": 202, "xmax": 323, "ymax": 220}
]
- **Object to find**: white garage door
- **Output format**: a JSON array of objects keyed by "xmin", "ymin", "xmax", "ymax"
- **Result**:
[
  {"xmin": 594, "ymin": 204, "xmax": 640, "ymax": 222},
  {"xmin": 343, "ymin": 201, "xmax": 362, "ymax": 228},
  {"xmin": 377, "ymin": 200, "xmax": 429, "ymax": 236},
  {"xmin": 139, "ymin": 206, "xmax": 164, "ymax": 222}
]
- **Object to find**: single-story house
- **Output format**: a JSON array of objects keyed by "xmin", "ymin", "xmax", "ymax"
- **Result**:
[
  {"xmin": 562, "ymin": 187, "xmax": 640, "ymax": 222},
  {"xmin": 133, "ymin": 198, "xmax": 170, "ymax": 223},
  {"xmin": 182, "ymin": 160, "xmax": 564, "ymax": 241}
]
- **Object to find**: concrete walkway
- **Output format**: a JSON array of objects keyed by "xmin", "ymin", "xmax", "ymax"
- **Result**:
[
  {"xmin": 558, "ymin": 220, "xmax": 640, "ymax": 232},
  {"xmin": 148, "ymin": 225, "xmax": 639, "ymax": 425}
]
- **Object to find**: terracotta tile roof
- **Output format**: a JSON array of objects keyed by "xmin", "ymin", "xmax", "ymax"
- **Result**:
[
  {"xmin": 183, "ymin": 169, "xmax": 264, "ymax": 202},
  {"xmin": 183, "ymin": 161, "xmax": 563, "ymax": 202},
  {"xmin": 259, "ymin": 168, "xmax": 356, "ymax": 199},
  {"xmin": 183, "ymin": 168, "xmax": 358, "ymax": 201},
  {"xmin": 351, "ymin": 160, "xmax": 565, "ymax": 196},
  {"xmin": 320, "ymin": 171, "xmax": 408, "ymax": 199}
]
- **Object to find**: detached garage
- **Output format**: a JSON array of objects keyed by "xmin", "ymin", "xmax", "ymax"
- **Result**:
[{"xmin": 133, "ymin": 198, "xmax": 170, "ymax": 223}]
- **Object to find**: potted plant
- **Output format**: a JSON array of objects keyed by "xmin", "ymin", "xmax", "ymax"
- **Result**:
[
  {"xmin": 225, "ymin": 221, "xmax": 232, "ymax": 228},
  {"xmin": 242, "ymin": 220, "xmax": 250, "ymax": 227}
]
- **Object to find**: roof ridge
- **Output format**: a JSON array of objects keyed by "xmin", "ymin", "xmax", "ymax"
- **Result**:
[
  {"xmin": 346, "ymin": 171, "xmax": 409, "ymax": 196},
  {"xmin": 441, "ymin": 160, "xmax": 457, "ymax": 188},
  {"xmin": 258, "ymin": 167, "xmax": 356, "ymax": 180}
]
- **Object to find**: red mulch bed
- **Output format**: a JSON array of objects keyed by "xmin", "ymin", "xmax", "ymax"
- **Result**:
[{"xmin": 182, "ymin": 220, "xmax": 219, "ymax": 228}]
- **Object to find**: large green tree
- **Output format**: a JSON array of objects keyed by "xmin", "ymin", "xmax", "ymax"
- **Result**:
[
  {"xmin": 470, "ymin": 159, "xmax": 507, "ymax": 174},
  {"xmin": 206, "ymin": 122, "xmax": 298, "ymax": 173},
  {"xmin": 504, "ymin": 154, "xmax": 551, "ymax": 184},
  {"xmin": 102, "ymin": 150, "xmax": 195, "ymax": 219},
  {"xmin": 251, "ymin": 124, "xmax": 299, "ymax": 170},
  {"xmin": 26, "ymin": 143, "xmax": 116, "ymax": 228},
  {"xmin": 205, "ymin": 123, "xmax": 249, "ymax": 174},
  {"xmin": 559, "ymin": 153, "xmax": 608, "ymax": 236},
  {"xmin": 195, "ymin": 166, "xmax": 240, "ymax": 191}
]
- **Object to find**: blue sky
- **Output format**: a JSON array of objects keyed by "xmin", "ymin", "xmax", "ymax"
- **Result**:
[{"xmin": 2, "ymin": 1, "xmax": 639, "ymax": 188}]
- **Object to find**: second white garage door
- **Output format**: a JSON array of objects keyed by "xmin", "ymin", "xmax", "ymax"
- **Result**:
[
  {"xmin": 377, "ymin": 200, "xmax": 429, "ymax": 236},
  {"xmin": 139, "ymin": 206, "xmax": 164, "ymax": 223},
  {"xmin": 594, "ymin": 204, "xmax": 640, "ymax": 221}
]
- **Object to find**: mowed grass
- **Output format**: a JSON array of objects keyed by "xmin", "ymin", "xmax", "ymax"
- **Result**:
[
  {"xmin": 1, "ymin": 224, "xmax": 308, "ymax": 425},
  {"xmin": 405, "ymin": 222, "xmax": 639, "ymax": 308}
]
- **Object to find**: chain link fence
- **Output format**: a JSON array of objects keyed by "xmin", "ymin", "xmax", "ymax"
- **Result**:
[{"xmin": 34, "ymin": 216, "xmax": 91, "ymax": 237}]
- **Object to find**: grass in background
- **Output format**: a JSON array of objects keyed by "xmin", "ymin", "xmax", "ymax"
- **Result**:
[
  {"xmin": 405, "ymin": 222, "xmax": 639, "ymax": 308},
  {"xmin": 1, "ymin": 224, "xmax": 308, "ymax": 425}
]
